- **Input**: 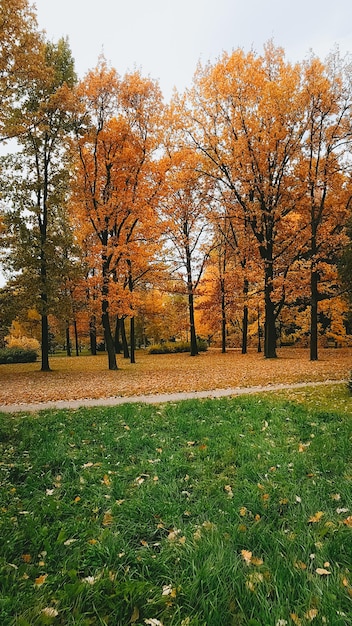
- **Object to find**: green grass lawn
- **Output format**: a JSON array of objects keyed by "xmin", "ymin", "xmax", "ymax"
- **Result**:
[{"xmin": 0, "ymin": 386, "xmax": 351, "ymax": 625}]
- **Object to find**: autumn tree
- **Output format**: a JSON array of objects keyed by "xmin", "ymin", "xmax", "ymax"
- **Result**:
[
  {"xmin": 161, "ymin": 143, "xmax": 215, "ymax": 356},
  {"xmin": 71, "ymin": 60, "xmax": 165, "ymax": 369},
  {"xmin": 0, "ymin": 37, "xmax": 77, "ymax": 370},
  {"xmin": 295, "ymin": 53, "xmax": 352, "ymax": 359},
  {"xmin": 0, "ymin": 0, "xmax": 43, "ymax": 141},
  {"xmin": 186, "ymin": 44, "xmax": 314, "ymax": 358}
]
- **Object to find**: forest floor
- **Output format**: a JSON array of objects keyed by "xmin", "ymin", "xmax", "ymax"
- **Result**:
[{"xmin": 0, "ymin": 346, "xmax": 351, "ymax": 409}]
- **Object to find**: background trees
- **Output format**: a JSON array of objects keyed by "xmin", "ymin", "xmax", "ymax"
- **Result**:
[
  {"xmin": 1, "ymin": 37, "xmax": 77, "ymax": 370},
  {"xmin": 183, "ymin": 44, "xmax": 352, "ymax": 358},
  {"xmin": 0, "ymin": 15, "xmax": 351, "ymax": 366}
]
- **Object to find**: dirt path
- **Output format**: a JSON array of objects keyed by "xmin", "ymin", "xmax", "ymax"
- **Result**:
[{"xmin": 0, "ymin": 379, "xmax": 346, "ymax": 414}]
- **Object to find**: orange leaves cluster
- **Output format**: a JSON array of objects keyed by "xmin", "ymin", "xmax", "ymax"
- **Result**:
[{"xmin": 241, "ymin": 550, "xmax": 264, "ymax": 567}]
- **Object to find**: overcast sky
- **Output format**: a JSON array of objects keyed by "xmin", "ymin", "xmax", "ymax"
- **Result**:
[{"xmin": 34, "ymin": 0, "xmax": 352, "ymax": 101}]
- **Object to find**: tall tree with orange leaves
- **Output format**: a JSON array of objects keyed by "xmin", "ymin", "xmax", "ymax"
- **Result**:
[
  {"xmin": 186, "ymin": 44, "xmax": 311, "ymax": 358},
  {"xmin": 161, "ymin": 140, "xmax": 215, "ymax": 356},
  {"xmin": 71, "ymin": 60, "xmax": 165, "ymax": 369},
  {"xmin": 295, "ymin": 53, "xmax": 352, "ymax": 359}
]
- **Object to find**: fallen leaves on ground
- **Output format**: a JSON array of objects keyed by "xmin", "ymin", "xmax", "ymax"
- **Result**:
[{"xmin": 0, "ymin": 347, "xmax": 351, "ymax": 405}]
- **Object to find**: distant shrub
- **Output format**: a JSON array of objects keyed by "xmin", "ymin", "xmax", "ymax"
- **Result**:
[
  {"xmin": 348, "ymin": 371, "xmax": 352, "ymax": 395},
  {"xmin": 5, "ymin": 334, "xmax": 40, "ymax": 352},
  {"xmin": 0, "ymin": 347, "xmax": 38, "ymax": 364},
  {"xmin": 148, "ymin": 340, "xmax": 208, "ymax": 354}
]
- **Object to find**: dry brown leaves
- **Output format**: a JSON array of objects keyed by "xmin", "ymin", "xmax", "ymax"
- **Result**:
[{"xmin": 0, "ymin": 347, "xmax": 351, "ymax": 406}]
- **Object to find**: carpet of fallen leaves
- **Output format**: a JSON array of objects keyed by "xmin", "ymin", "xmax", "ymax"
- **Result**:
[{"xmin": 0, "ymin": 347, "xmax": 351, "ymax": 406}]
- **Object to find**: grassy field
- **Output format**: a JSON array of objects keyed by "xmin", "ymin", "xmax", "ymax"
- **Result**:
[
  {"xmin": 0, "ymin": 384, "xmax": 351, "ymax": 625},
  {"xmin": 0, "ymin": 347, "xmax": 351, "ymax": 405}
]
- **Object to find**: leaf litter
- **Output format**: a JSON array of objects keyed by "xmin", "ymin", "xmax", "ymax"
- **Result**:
[{"xmin": 1, "ymin": 347, "xmax": 351, "ymax": 405}]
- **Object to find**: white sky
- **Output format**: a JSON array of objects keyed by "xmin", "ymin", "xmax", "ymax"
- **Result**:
[{"xmin": 34, "ymin": 0, "xmax": 352, "ymax": 101}]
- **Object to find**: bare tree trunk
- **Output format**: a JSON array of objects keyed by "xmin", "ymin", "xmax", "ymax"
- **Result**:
[
  {"xmin": 264, "ymin": 257, "xmax": 277, "ymax": 359},
  {"xmin": 220, "ymin": 278, "xmax": 226, "ymax": 353},
  {"xmin": 65, "ymin": 321, "xmax": 71, "ymax": 357},
  {"xmin": 114, "ymin": 316, "xmax": 122, "ymax": 353},
  {"xmin": 41, "ymin": 307, "xmax": 51, "ymax": 371},
  {"xmin": 102, "ymin": 251, "xmax": 117, "ymax": 370},
  {"xmin": 120, "ymin": 317, "xmax": 130, "ymax": 359},
  {"xmin": 130, "ymin": 317, "xmax": 135, "ymax": 363},
  {"xmin": 74, "ymin": 319, "xmax": 79, "ymax": 356},
  {"xmin": 310, "ymin": 265, "xmax": 319, "ymax": 361},
  {"xmin": 89, "ymin": 315, "xmax": 97, "ymax": 355},
  {"xmin": 241, "ymin": 279, "xmax": 249, "ymax": 354}
]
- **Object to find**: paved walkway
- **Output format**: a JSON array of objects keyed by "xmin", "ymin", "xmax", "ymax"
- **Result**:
[{"xmin": 0, "ymin": 379, "xmax": 345, "ymax": 413}]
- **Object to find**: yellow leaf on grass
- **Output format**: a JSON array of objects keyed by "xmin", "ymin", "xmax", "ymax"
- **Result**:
[
  {"xmin": 102, "ymin": 511, "xmax": 113, "ymax": 526},
  {"xmin": 130, "ymin": 606, "xmax": 139, "ymax": 623},
  {"xmin": 343, "ymin": 516, "xmax": 352, "ymax": 526},
  {"xmin": 224, "ymin": 485, "xmax": 234, "ymax": 498},
  {"xmin": 251, "ymin": 556, "xmax": 264, "ymax": 566},
  {"xmin": 162, "ymin": 585, "xmax": 177, "ymax": 597},
  {"xmin": 102, "ymin": 474, "xmax": 111, "ymax": 486},
  {"xmin": 41, "ymin": 608, "xmax": 58, "ymax": 618},
  {"xmin": 294, "ymin": 561, "xmax": 307, "ymax": 570},
  {"xmin": 308, "ymin": 511, "xmax": 324, "ymax": 523},
  {"xmin": 241, "ymin": 549, "xmax": 252, "ymax": 565},
  {"xmin": 34, "ymin": 574, "xmax": 48, "ymax": 586},
  {"xmin": 245, "ymin": 571, "xmax": 263, "ymax": 591},
  {"xmin": 316, "ymin": 568, "xmax": 331, "ymax": 575},
  {"xmin": 290, "ymin": 614, "xmax": 302, "ymax": 625},
  {"xmin": 305, "ymin": 608, "xmax": 318, "ymax": 621},
  {"xmin": 21, "ymin": 554, "xmax": 31, "ymax": 563},
  {"xmin": 239, "ymin": 506, "xmax": 247, "ymax": 516}
]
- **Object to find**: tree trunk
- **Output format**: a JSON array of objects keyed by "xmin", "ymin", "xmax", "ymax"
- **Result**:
[
  {"xmin": 120, "ymin": 317, "xmax": 130, "ymax": 359},
  {"xmin": 65, "ymin": 322, "xmax": 71, "ymax": 357},
  {"xmin": 185, "ymin": 242, "xmax": 198, "ymax": 357},
  {"xmin": 74, "ymin": 319, "xmax": 79, "ymax": 356},
  {"xmin": 241, "ymin": 278, "xmax": 249, "ymax": 354},
  {"xmin": 101, "ymin": 251, "xmax": 117, "ymax": 370},
  {"xmin": 114, "ymin": 316, "xmax": 122, "ymax": 353},
  {"xmin": 130, "ymin": 317, "xmax": 135, "ymax": 364},
  {"xmin": 89, "ymin": 315, "xmax": 97, "ymax": 355},
  {"xmin": 242, "ymin": 305, "xmax": 248, "ymax": 354},
  {"xmin": 41, "ymin": 308, "xmax": 51, "ymax": 371},
  {"xmin": 257, "ymin": 306, "xmax": 262, "ymax": 353},
  {"xmin": 220, "ymin": 278, "xmax": 226, "ymax": 353},
  {"xmin": 264, "ymin": 260, "xmax": 277, "ymax": 358},
  {"xmin": 188, "ymin": 291, "xmax": 198, "ymax": 356},
  {"xmin": 310, "ymin": 266, "xmax": 319, "ymax": 361},
  {"xmin": 102, "ymin": 300, "xmax": 117, "ymax": 370}
]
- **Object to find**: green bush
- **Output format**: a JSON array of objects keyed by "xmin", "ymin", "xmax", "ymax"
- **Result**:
[
  {"xmin": 148, "ymin": 340, "xmax": 208, "ymax": 354},
  {"xmin": 0, "ymin": 347, "xmax": 38, "ymax": 364}
]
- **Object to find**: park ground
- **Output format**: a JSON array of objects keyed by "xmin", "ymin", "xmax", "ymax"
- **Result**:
[{"xmin": 0, "ymin": 347, "xmax": 351, "ymax": 407}]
